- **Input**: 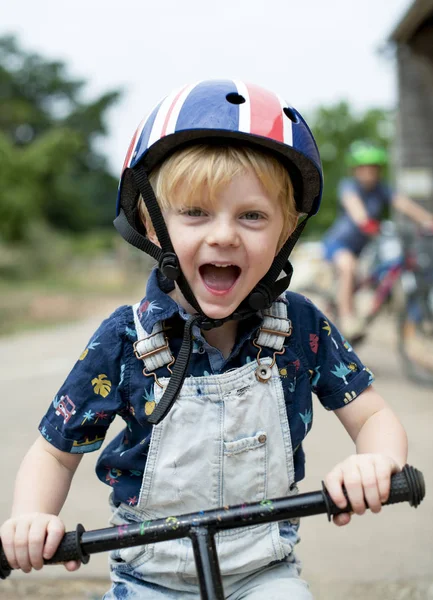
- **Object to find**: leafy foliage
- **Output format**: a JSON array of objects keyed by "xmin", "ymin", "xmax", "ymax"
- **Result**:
[
  {"xmin": 308, "ymin": 101, "xmax": 394, "ymax": 234},
  {"xmin": 0, "ymin": 35, "xmax": 121, "ymax": 242}
]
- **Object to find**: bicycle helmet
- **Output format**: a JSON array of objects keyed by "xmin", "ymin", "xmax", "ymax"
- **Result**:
[
  {"xmin": 346, "ymin": 140, "xmax": 388, "ymax": 168},
  {"xmin": 114, "ymin": 79, "xmax": 323, "ymax": 424}
]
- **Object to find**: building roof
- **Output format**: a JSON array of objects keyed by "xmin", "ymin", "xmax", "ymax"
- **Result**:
[{"xmin": 389, "ymin": 0, "xmax": 433, "ymax": 42}]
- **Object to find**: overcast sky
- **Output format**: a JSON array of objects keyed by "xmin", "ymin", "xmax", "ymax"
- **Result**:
[{"xmin": 2, "ymin": 0, "xmax": 413, "ymax": 174}]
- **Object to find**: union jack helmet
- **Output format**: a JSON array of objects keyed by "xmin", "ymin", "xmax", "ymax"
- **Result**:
[{"xmin": 117, "ymin": 79, "xmax": 323, "ymax": 220}]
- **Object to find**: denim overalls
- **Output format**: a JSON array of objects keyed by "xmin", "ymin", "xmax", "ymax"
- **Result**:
[{"xmin": 104, "ymin": 301, "xmax": 312, "ymax": 599}]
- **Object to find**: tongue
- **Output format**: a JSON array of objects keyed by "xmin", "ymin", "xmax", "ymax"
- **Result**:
[{"xmin": 200, "ymin": 265, "xmax": 239, "ymax": 291}]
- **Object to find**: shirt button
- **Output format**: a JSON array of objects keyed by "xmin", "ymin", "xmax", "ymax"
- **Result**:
[
  {"xmin": 198, "ymin": 346, "xmax": 206, "ymax": 354},
  {"xmin": 258, "ymin": 434, "xmax": 267, "ymax": 443}
]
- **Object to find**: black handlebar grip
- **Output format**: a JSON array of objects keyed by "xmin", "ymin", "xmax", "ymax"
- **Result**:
[
  {"xmin": 43, "ymin": 524, "xmax": 89, "ymax": 565},
  {"xmin": 0, "ymin": 547, "xmax": 11, "ymax": 580},
  {"xmin": 384, "ymin": 465, "xmax": 425, "ymax": 508},
  {"xmin": 0, "ymin": 523, "xmax": 89, "ymax": 580},
  {"xmin": 322, "ymin": 464, "xmax": 425, "ymax": 521}
]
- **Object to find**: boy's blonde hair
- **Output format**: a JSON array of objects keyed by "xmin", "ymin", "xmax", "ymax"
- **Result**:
[{"xmin": 138, "ymin": 144, "xmax": 298, "ymax": 251}]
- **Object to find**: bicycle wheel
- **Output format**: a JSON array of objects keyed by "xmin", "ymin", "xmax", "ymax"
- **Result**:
[{"xmin": 397, "ymin": 278, "xmax": 433, "ymax": 386}]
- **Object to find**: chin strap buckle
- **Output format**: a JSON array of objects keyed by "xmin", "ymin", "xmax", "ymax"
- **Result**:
[
  {"xmin": 248, "ymin": 285, "xmax": 273, "ymax": 311},
  {"xmin": 198, "ymin": 317, "xmax": 224, "ymax": 331},
  {"xmin": 159, "ymin": 252, "xmax": 180, "ymax": 280}
]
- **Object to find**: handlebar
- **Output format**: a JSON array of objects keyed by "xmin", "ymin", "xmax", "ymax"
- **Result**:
[{"xmin": 0, "ymin": 465, "xmax": 425, "ymax": 583}]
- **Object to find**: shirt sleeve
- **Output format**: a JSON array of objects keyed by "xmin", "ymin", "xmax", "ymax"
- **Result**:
[
  {"xmin": 38, "ymin": 307, "xmax": 129, "ymax": 454},
  {"xmin": 292, "ymin": 294, "xmax": 375, "ymax": 411}
]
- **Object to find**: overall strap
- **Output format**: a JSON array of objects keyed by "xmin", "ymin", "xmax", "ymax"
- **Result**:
[
  {"xmin": 256, "ymin": 299, "xmax": 292, "ymax": 351},
  {"xmin": 131, "ymin": 299, "xmax": 290, "ymax": 379},
  {"xmin": 132, "ymin": 303, "xmax": 173, "ymax": 372}
]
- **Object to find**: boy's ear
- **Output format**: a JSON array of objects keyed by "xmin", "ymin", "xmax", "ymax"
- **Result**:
[{"xmin": 147, "ymin": 228, "xmax": 161, "ymax": 248}]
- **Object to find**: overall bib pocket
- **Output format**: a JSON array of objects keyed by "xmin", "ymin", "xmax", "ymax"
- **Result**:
[{"xmin": 223, "ymin": 431, "xmax": 268, "ymax": 504}]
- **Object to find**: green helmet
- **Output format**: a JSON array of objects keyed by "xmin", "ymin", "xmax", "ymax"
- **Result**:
[{"xmin": 346, "ymin": 141, "xmax": 388, "ymax": 167}]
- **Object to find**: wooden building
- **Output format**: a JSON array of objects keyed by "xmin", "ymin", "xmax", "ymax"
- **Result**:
[{"xmin": 390, "ymin": 0, "xmax": 433, "ymax": 210}]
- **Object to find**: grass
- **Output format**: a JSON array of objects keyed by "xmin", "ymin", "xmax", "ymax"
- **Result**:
[{"xmin": 0, "ymin": 261, "xmax": 150, "ymax": 336}]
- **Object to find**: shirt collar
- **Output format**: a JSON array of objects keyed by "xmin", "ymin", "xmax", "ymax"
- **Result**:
[{"xmin": 137, "ymin": 268, "xmax": 192, "ymax": 333}]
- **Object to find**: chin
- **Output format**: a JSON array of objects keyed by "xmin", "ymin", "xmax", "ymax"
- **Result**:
[{"xmin": 199, "ymin": 302, "xmax": 237, "ymax": 320}]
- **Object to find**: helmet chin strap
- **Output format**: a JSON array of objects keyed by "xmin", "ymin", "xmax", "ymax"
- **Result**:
[
  {"xmin": 116, "ymin": 165, "xmax": 310, "ymax": 424},
  {"xmin": 248, "ymin": 215, "xmax": 310, "ymax": 310}
]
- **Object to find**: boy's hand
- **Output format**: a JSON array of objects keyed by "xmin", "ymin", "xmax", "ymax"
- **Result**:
[
  {"xmin": 359, "ymin": 218, "xmax": 380, "ymax": 236},
  {"xmin": 324, "ymin": 454, "xmax": 401, "ymax": 527},
  {"xmin": 0, "ymin": 513, "xmax": 81, "ymax": 573}
]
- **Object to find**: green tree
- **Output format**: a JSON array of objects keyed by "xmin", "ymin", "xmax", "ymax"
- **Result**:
[
  {"xmin": 0, "ymin": 35, "xmax": 121, "ymax": 241},
  {"xmin": 308, "ymin": 101, "xmax": 394, "ymax": 235}
]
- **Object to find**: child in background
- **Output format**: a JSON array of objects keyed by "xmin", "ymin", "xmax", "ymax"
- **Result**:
[
  {"xmin": 0, "ymin": 81, "xmax": 407, "ymax": 599},
  {"xmin": 322, "ymin": 140, "xmax": 433, "ymax": 341}
]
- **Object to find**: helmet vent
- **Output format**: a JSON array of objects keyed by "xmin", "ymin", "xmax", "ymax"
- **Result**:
[
  {"xmin": 226, "ymin": 92, "xmax": 246, "ymax": 105},
  {"xmin": 283, "ymin": 107, "xmax": 298, "ymax": 123}
]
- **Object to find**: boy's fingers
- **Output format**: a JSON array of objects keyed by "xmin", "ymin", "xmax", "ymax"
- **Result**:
[
  {"xmin": 342, "ymin": 465, "xmax": 365, "ymax": 515},
  {"xmin": 0, "ymin": 523, "xmax": 18, "ymax": 570},
  {"xmin": 28, "ymin": 520, "xmax": 49, "ymax": 570},
  {"xmin": 324, "ymin": 468, "xmax": 347, "ymax": 509},
  {"xmin": 13, "ymin": 520, "xmax": 32, "ymax": 573},
  {"xmin": 43, "ymin": 518, "xmax": 65, "ymax": 560},
  {"xmin": 64, "ymin": 560, "xmax": 81, "ymax": 571},
  {"xmin": 374, "ymin": 460, "xmax": 395, "ymax": 504},
  {"xmin": 359, "ymin": 461, "xmax": 381, "ymax": 513},
  {"xmin": 333, "ymin": 512, "xmax": 352, "ymax": 527}
]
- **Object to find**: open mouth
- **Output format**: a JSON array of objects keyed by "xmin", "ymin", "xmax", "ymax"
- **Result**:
[{"xmin": 199, "ymin": 263, "xmax": 241, "ymax": 293}]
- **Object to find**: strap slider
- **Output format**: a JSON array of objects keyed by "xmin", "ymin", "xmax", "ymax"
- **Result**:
[{"xmin": 133, "ymin": 339, "xmax": 170, "ymax": 361}]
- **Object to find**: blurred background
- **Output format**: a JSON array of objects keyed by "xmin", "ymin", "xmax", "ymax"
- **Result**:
[
  {"xmin": 1, "ymin": 1, "xmax": 433, "ymax": 598},
  {"xmin": 1, "ymin": 0, "xmax": 428, "ymax": 334}
]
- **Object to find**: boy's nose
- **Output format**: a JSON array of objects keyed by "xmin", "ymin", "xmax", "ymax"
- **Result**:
[{"xmin": 206, "ymin": 219, "xmax": 240, "ymax": 247}]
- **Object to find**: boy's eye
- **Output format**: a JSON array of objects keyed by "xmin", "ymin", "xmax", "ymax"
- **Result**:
[
  {"xmin": 181, "ymin": 207, "xmax": 206, "ymax": 217},
  {"xmin": 242, "ymin": 212, "xmax": 262, "ymax": 221}
]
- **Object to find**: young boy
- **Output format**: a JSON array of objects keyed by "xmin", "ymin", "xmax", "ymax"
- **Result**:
[
  {"xmin": 0, "ymin": 81, "xmax": 407, "ymax": 599},
  {"xmin": 322, "ymin": 140, "xmax": 433, "ymax": 341}
]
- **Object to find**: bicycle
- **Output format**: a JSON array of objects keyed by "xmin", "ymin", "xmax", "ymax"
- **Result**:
[
  {"xmin": 295, "ymin": 221, "xmax": 433, "ymax": 386},
  {"xmin": 0, "ymin": 465, "xmax": 425, "ymax": 600}
]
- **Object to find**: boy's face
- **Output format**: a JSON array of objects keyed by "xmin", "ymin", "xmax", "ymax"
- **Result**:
[
  {"xmin": 161, "ymin": 170, "xmax": 286, "ymax": 319},
  {"xmin": 353, "ymin": 165, "xmax": 381, "ymax": 189}
]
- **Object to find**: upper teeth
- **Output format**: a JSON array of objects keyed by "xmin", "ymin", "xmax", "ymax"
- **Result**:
[{"xmin": 211, "ymin": 263, "xmax": 233, "ymax": 267}]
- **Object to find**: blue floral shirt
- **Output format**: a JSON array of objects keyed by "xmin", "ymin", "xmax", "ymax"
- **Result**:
[{"xmin": 39, "ymin": 269, "xmax": 374, "ymax": 508}]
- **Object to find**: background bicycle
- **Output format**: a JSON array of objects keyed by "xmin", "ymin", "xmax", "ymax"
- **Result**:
[{"xmin": 292, "ymin": 221, "xmax": 433, "ymax": 386}]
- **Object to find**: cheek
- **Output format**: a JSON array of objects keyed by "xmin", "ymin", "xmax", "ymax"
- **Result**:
[
  {"xmin": 166, "ymin": 222, "xmax": 188, "ymax": 251},
  {"xmin": 170, "ymin": 232, "xmax": 197, "ymax": 269},
  {"xmin": 247, "ymin": 238, "xmax": 278, "ymax": 275},
  {"xmin": 252, "ymin": 227, "xmax": 281, "ymax": 257}
]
